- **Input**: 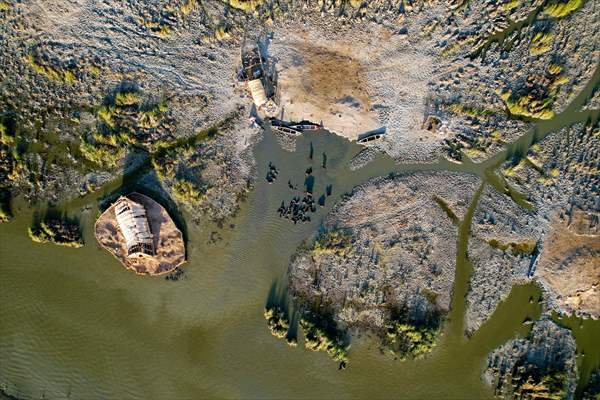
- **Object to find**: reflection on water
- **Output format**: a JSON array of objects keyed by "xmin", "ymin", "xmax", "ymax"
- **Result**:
[{"xmin": 1, "ymin": 64, "xmax": 599, "ymax": 398}]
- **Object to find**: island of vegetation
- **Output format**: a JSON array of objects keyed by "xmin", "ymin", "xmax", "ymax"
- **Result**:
[
  {"xmin": 286, "ymin": 172, "xmax": 480, "ymax": 363},
  {"xmin": 28, "ymin": 215, "xmax": 83, "ymax": 248}
]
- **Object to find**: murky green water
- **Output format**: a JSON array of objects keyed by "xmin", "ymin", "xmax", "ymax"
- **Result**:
[{"xmin": 1, "ymin": 66, "xmax": 599, "ymax": 399}]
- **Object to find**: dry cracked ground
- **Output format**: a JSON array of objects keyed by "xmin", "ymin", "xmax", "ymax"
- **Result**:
[{"xmin": 1, "ymin": 0, "xmax": 599, "ymax": 398}]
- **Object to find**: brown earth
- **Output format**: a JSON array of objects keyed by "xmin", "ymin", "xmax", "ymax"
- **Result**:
[
  {"xmin": 94, "ymin": 192, "xmax": 185, "ymax": 276},
  {"xmin": 537, "ymin": 211, "xmax": 600, "ymax": 318},
  {"xmin": 275, "ymin": 36, "xmax": 381, "ymax": 140}
]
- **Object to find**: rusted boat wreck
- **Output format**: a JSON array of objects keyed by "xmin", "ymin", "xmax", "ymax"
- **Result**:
[
  {"xmin": 239, "ymin": 40, "xmax": 278, "ymax": 116},
  {"xmin": 270, "ymin": 119, "xmax": 322, "ymax": 136},
  {"xmin": 94, "ymin": 192, "xmax": 185, "ymax": 276}
]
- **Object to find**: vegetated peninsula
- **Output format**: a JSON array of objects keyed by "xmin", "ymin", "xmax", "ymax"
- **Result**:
[
  {"xmin": 466, "ymin": 121, "xmax": 600, "ymax": 333},
  {"xmin": 286, "ymin": 172, "xmax": 480, "ymax": 362}
]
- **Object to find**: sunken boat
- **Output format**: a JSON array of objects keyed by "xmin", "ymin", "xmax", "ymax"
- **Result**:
[{"xmin": 94, "ymin": 192, "xmax": 185, "ymax": 276}]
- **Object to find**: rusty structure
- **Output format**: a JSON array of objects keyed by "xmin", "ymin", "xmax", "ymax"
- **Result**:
[
  {"xmin": 114, "ymin": 196, "xmax": 155, "ymax": 258},
  {"xmin": 239, "ymin": 39, "xmax": 278, "ymax": 116}
]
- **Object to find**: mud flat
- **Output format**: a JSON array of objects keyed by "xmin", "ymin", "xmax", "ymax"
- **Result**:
[
  {"xmin": 94, "ymin": 192, "xmax": 185, "ymax": 275},
  {"xmin": 483, "ymin": 319, "xmax": 578, "ymax": 400},
  {"xmin": 288, "ymin": 171, "xmax": 480, "ymax": 359},
  {"xmin": 269, "ymin": 17, "xmax": 441, "ymax": 161}
]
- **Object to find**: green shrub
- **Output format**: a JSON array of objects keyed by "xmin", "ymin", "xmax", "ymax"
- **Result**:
[
  {"xmin": 313, "ymin": 229, "xmax": 353, "ymax": 256},
  {"xmin": 501, "ymin": 91, "xmax": 555, "ymax": 120},
  {"xmin": 530, "ymin": 32, "xmax": 554, "ymax": 55},
  {"xmin": 172, "ymin": 179, "xmax": 205, "ymax": 206},
  {"xmin": 26, "ymin": 54, "xmax": 77, "ymax": 83},
  {"xmin": 543, "ymin": 0, "xmax": 583, "ymax": 18},
  {"xmin": 28, "ymin": 219, "xmax": 83, "ymax": 247},
  {"xmin": 385, "ymin": 322, "xmax": 438, "ymax": 360},
  {"xmin": 300, "ymin": 318, "xmax": 349, "ymax": 363},
  {"xmin": 264, "ymin": 307, "xmax": 290, "ymax": 339},
  {"xmin": 487, "ymin": 238, "xmax": 537, "ymax": 255},
  {"xmin": 114, "ymin": 91, "xmax": 141, "ymax": 106},
  {"xmin": 228, "ymin": 0, "xmax": 263, "ymax": 11},
  {"xmin": 79, "ymin": 138, "xmax": 124, "ymax": 168}
]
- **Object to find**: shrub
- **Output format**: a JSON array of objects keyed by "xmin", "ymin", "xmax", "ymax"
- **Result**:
[
  {"xmin": 28, "ymin": 218, "xmax": 83, "ymax": 248},
  {"xmin": 79, "ymin": 137, "xmax": 124, "ymax": 168},
  {"xmin": 300, "ymin": 318, "xmax": 349, "ymax": 363},
  {"xmin": 530, "ymin": 32, "xmax": 554, "ymax": 55},
  {"xmin": 543, "ymin": 0, "xmax": 583, "ymax": 18},
  {"xmin": 114, "ymin": 91, "xmax": 141, "ymax": 106},
  {"xmin": 172, "ymin": 179, "xmax": 205, "ymax": 206},
  {"xmin": 228, "ymin": 0, "xmax": 263, "ymax": 11},
  {"xmin": 385, "ymin": 322, "xmax": 438, "ymax": 360},
  {"xmin": 264, "ymin": 306, "xmax": 290, "ymax": 339},
  {"xmin": 312, "ymin": 229, "xmax": 353, "ymax": 256}
]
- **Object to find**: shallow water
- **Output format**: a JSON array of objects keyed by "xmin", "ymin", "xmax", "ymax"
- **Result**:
[
  {"xmin": 0, "ymin": 130, "xmax": 543, "ymax": 399},
  {"xmin": 1, "ymin": 67, "xmax": 599, "ymax": 399}
]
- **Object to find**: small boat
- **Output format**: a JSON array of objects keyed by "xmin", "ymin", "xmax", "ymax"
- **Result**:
[
  {"xmin": 357, "ymin": 127, "xmax": 386, "ymax": 145},
  {"xmin": 357, "ymin": 133, "xmax": 384, "ymax": 144},
  {"xmin": 271, "ymin": 125, "xmax": 302, "ymax": 136},
  {"xmin": 289, "ymin": 120, "xmax": 322, "ymax": 131}
]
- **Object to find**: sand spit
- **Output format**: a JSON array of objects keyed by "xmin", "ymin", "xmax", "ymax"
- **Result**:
[{"xmin": 95, "ymin": 192, "xmax": 185, "ymax": 276}]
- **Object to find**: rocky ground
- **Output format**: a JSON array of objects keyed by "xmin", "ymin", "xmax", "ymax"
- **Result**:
[
  {"xmin": 483, "ymin": 319, "xmax": 578, "ymax": 400},
  {"xmin": 288, "ymin": 172, "xmax": 480, "ymax": 359}
]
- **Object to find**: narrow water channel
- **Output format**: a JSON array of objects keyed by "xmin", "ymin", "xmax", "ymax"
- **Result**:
[{"xmin": 1, "ymin": 66, "xmax": 599, "ymax": 399}]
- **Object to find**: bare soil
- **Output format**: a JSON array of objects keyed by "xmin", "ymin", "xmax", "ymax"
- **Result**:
[{"xmin": 537, "ymin": 213, "xmax": 600, "ymax": 318}]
